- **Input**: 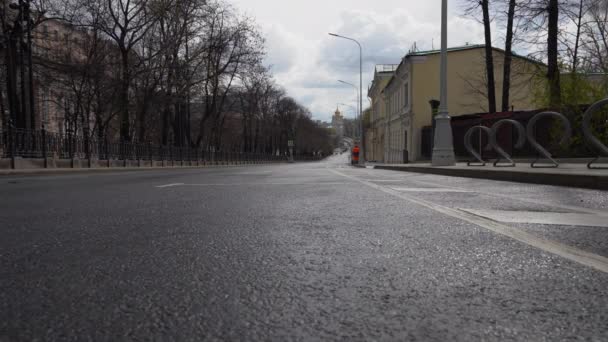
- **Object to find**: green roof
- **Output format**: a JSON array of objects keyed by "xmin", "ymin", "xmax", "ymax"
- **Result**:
[
  {"xmin": 407, "ymin": 44, "xmax": 545, "ymax": 66},
  {"xmin": 408, "ymin": 44, "xmax": 487, "ymax": 56},
  {"xmin": 380, "ymin": 44, "xmax": 544, "ymax": 91}
]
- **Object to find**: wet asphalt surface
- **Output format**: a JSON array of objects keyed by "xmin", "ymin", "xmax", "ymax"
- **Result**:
[{"xmin": 1, "ymin": 154, "xmax": 607, "ymax": 341}]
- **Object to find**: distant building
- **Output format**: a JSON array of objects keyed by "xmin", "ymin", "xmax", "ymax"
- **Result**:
[{"xmin": 331, "ymin": 108, "xmax": 344, "ymax": 137}]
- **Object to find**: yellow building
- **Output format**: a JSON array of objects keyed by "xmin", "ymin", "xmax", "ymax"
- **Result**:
[
  {"xmin": 368, "ymin": 44, "xmax": 543, "ymax": 163},
  {"xmin": 367, "ymin": 65, "xmax": 398, "ymax": 162}
]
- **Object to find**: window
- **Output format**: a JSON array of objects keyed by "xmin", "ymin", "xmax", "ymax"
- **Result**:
[{"xmin": 403, "ymin": 83, "xmax": 409, "ymax": 109}]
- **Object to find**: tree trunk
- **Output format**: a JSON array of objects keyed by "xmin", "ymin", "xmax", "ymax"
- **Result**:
[
  {"xmin": 502, "ymin": 0, "xmax": 516, "ymax": 112},
  {"xmin": 482, "ymin": 0, "xmax": 497, "ymax": 113},
  {"xmin": 547, "ymin": 0, "xmax": 561, "ymax": 107},
  {"xmin": 137, "ymin": 96, "xmax": 149, "ymax": 143},
  {"xmin": 162, "ymin": 106, "xmax": 171, "ymax": 146},
  {"xmin": 120, "ymin": 51, "xmax": 131, "ymax": 141}
]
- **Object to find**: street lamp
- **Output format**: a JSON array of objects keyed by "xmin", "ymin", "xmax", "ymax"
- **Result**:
[
  {"xmin": 338, "ymin": 103, "xmax": 357, "ymax": 113},
  {"xmin": 338, "ymin": 80, "xmax": 361, "ymax": 133},
  {"xmin": 329, "ymin": 33, "xmax": 364, "ymax": 164},
  {"xmin": 338, "ymin": 79, "xmax": 358, "ymax": 102},
  {"xmin": 338, "ymin": 80, "xmax": 363, "ymax": 139},
  {"xmin": 431, "ymin": 0, "xmax": 456, "ymax": 166}
]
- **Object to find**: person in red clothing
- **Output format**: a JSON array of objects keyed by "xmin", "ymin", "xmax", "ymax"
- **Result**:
[{"xmin": 351, "ymin": 145, "xmax": 360, "ymax": 165}]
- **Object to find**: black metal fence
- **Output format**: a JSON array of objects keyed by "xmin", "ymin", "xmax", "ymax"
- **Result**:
[{"xmin": 0, "ymin": 128, "xmax": 295, "ymax": 164}]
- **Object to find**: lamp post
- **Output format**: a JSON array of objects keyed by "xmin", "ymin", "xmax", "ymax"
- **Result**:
[
  {"xmin": 338, "ymin": 103, "xmax": 357, "ymax": 113},
  {"xmin": 431, "ymin": 0, "xmax": 456, "ymax": 166},
  {"xmin": 329, "ymin": 33, "xmax": 364, "ymax": 164},
  {"xmin": 338, "ymin": 80, "xmax": 359, "ymax": 140}
]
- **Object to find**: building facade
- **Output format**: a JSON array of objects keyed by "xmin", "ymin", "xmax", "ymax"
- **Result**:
[
  {"xmin": 368, "ymin": 44, "xmax": 543, "ymax": 163},
  {"xmin": 366, "ymin": 65, "xmax": 397, "ymax": 162},
  {"xmin": 1, "ymin": 15, "xmax": 119, "ymax": 136}
]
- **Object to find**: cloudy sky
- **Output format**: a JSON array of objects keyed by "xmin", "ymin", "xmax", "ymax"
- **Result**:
[{"xmin": 230, "ymin": 0, "xmax": 488, "ymax": 122}]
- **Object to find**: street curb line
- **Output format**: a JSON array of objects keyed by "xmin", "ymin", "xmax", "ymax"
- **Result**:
[{"xmin": 374, "ymin": 165, "xmax": 608, "ymax": 190}]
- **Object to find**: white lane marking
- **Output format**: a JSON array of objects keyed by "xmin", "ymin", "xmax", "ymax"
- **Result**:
[
  {"xmin": 390, "ymin": 187, "xmax": 473, "ymax": 193},
  {"xmin": 460, "ymin": 209, "xmax": 608, "ymax": 228},
  {"xmin": 235, "ymin": 171, "xmax": 273, "ymax": 175},
  {"xmin": 155, "ymin": 183, "xmax": 185, "ymax": 188},
  {"xmin": 329, "ymin": 168, "xmax": 608, "ymax": 274},
  {"xmin": 363, "ymin": 179, "xmax": 405, "ymax": 182}
]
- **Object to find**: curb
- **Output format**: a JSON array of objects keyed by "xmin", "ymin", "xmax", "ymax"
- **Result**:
[{"xmin": 374, "ymin": 165, "xmax": 608, "ymax": 191}]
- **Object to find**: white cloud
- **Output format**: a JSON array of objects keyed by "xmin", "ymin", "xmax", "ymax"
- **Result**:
[{"xmin": 231, "ymin": 0, "xmax": 487, "ymax": 122}]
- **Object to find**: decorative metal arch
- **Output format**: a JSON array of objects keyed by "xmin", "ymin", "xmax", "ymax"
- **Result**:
[
  {"xmin": 490, "ymin": 119, "xmax": 526, "ymax": 167},
  {"xmin": 464, "ymin": 125, "xmax": 492, "ymax": 166},
  {"xmin": 526, "ymin": 111, "xmax": 572, "ymax": 168},
  {"xmin": 582, "ymin": 98, "xmax": 608, "ymax": 169}
]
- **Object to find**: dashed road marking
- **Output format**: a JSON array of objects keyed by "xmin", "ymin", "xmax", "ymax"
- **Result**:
[
  {"xmin": 155, "ymin": 183, "xmax": 185, "ymax": 188},
  {"xmin": 329, "ymin": 168, "xmax": 608, "ymax": 274},
  {"xmin": 390, "ymin": 187, "xmax": 473, "ymax": 193}
]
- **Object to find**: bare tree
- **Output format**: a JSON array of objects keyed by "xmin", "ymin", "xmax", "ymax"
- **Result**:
[
  {"xmin": 464, "ymin": 0, "xmax": 497, "ymax": 112},
  {"xmin": 96, "ymin": 0, "xmax": 163, "ymax": 141},
  {"xmin": 501, "ymin": 0, "xmax": 517, "ymax": 111}
]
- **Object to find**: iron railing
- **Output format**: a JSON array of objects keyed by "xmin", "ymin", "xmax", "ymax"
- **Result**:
[{"xmin": 0, "ymin": 128, "xmax": 300, "ymax": 164}]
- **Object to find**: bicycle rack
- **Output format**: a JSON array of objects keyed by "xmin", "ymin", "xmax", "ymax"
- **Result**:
[
  {"xmin": 464, "ymin": 125, "xmax": 492, "ymax": 166},
  {"xmin": 582, "ymin": 98, "xmax": 608, "ymax": 169},
  {"xmin": 490, "ymin": 119, "xmax": 526, "ymax": 167},
  {"xmin": 526, "ymin": 111, "xmax": 572, "ymax": 168}
]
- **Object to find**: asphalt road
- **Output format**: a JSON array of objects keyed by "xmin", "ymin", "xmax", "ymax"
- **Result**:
[{"xmin": 1, "ymin": 155, "xmax": 607, "ymax": 341}]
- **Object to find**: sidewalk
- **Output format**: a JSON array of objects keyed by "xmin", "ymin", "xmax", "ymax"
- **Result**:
[{"xmin": 370, "ymin": 162, "xmax": 608, "ymax": 190}]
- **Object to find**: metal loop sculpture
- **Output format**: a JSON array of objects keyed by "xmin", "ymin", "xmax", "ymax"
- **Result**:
[
  {"xmin": 490, "ymin": 119, "xmax": 526, "ymax": 167},
  {"xmin": 464, "ymin": 125, "xmax": 492, "ymax": 166},
  {"xmin": 526, "ymin": 111, "xmax": 572, "ymax": 168},
  {"xmin": 582, "ymin": 98, "xmax": 608, "ymax": 169}
]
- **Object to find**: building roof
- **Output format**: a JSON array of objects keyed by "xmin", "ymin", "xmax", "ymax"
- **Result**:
[
  {"xmin": 369, "ymin": 64, "xmax": 399, "ymax": 96},
  {"xmin": 381, "ymin": 44, "xmax": 545, "ymax": 91},
  {"xmin": 375, "ymin": 64, "xmax": 399, "ymax": 73},
  {"xmin": 407, "ymin": 44, "xmax": 545, "ymax": 66}
]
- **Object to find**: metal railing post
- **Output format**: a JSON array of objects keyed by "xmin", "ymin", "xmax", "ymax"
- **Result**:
[{"xmin": 41, "ymin": 127, "xmax": 47, "ymax": 168}]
